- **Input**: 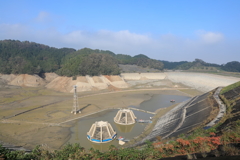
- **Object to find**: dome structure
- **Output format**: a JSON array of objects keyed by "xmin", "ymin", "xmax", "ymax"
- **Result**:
[
  {"xmin": 87, "ymin": 121, "xmax": 117, "ymax": 143},
  {"xmin": 114, "ymin": 109, "xmax": 137, "ymax": 125}
]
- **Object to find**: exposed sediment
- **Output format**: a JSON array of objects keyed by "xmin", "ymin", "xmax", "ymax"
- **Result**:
[
  {"xmin": 0, "ymin": 72, "xmax": 239, "ymax": 93},
  {"xmin": 8, "ymin": 74, "xmax": 46, "ymax": 87}
]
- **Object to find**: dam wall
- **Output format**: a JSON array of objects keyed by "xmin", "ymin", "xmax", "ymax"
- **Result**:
[
  {"xmin": 165, "ymin": 72, "xmax": 240, "ymax": 92},
  {"xmin": 121, "ymin": 73, "xmax": 166, "ymax": 80}
]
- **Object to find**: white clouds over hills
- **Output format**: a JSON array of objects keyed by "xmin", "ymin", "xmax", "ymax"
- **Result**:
[
  {"xmin": 197, "ymin": 30, "xmax": 224, "ymax": 44},
  {"xmin": 0, "ymin": 12, "xmax": 238, "ymax": 64}
]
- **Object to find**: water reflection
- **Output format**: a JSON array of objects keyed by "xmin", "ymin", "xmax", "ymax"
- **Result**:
[{"xmin": 114, "ymin": 123, "xmax": 135, "ymax": 133}]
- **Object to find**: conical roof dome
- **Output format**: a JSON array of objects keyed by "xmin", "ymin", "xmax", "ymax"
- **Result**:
[
  {"xmin": 114, "ymin": 109, "xmax": 137, "ymax": 125},
  {"xmin": 87, "ymin": 121, "xmax": 117, "ymax": 143}
]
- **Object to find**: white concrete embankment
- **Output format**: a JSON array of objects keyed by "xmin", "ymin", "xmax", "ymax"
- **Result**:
[
  {"xmin": 165, "ymin": 72, "xmax": 240, "ymax": 92},
  {"xmin": 121, "ymin": 72, "xmax": 240, "ymax": 92},
  {"xmin": 121, "ymin": 73, "xmax": 166, "ymax": 80}
]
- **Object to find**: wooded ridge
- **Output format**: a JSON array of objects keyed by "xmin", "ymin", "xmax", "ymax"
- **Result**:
[
  {"xmin": 0, "ymin": 40, "xmax": 164, "ymax": 76},
  {"xmin": 0, "ymin": 40, "xmax": 239, "ymax": 77}
]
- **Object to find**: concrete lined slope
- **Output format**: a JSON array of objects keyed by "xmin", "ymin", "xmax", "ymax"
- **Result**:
[
  {"xmin": 166, "ymin": 72, "xmax": 240, "ymax": 92},
  {"xmin": 121, "ymin": 73, "xmax": 166, "ymax": 80},
  {"xmin": 134, "ymin": 99, "xmax": 190, "ymax": 146},
  {"xmin": 133, "ymin": 91, "xmax": 214, "ymax": 146},
  {"xmin": 8, "ymin": 74, "xmax": 46, "ymax": 87}
]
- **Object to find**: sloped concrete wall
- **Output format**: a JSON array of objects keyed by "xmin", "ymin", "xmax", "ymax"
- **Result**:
[
  {"xmin": 165, "ymin": 72, "xmax": 240, "ymax": 92},
  {"xmin": 121, "ymin": 73, "xmax": 166, "ymax": 80}
]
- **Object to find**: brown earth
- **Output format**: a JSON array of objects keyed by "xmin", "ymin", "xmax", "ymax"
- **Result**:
[
  {"xmin": 1, "ymin": 72, "xmax": 239, "ymax": 93},
  {"xmin": 44, "ymin": 73, "xmax": 59, "ymax": 82},
  {"xmin": 8, "ymin": 74, "xmax": 46, "ymax": 87},
  {"xmin": 104, "ymin": 75, "xmax": 122, "ymax": 81},
  {"xmin": 92, "ymin": 76, "xmax": 103, "ymax": 83}
]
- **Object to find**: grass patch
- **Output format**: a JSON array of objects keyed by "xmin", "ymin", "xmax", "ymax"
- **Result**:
[{"xmin": 220, "ymin": 81, "xmax": 240, "ymax": 95}]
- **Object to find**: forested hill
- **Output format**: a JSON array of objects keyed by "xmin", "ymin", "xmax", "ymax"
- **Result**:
[
  {"xmin": 161, "ymin": 59, "xmax": 240, "ymax": 73},
  {"xmin": 0, "ymin": 40, "xmax": 164, "ymax": 76}
]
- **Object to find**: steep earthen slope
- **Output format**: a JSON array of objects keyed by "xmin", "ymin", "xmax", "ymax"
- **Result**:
[
  {"xmin": 45, "ymin": 76, "xmax": 92, "ymax": 92},
  {"xmin": 0, "ymin": 74, "xmax": 17, "ymax": 82},
  {"xmin": 1, "ymin": 72, "xmax": 239, "ymax": 93},
  {"xmin": 45, "ymin": 75, "xmax": 128, "ymax": 92},
  {"xmin": 44, "ymin": 73, "xmax": 59, "ymax": 82},
  {"xmin": 103, "ymin": 75, "xmax": 129, "ymax": 88},
  {"xmin": 8, "ymin": 74, "xmax": 46, "ymax": 87}
]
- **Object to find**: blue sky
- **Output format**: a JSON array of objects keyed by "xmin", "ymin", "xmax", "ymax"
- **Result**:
[{"xmin": 0, "ymin": 0, "xmax": 240, "ymax": 64}]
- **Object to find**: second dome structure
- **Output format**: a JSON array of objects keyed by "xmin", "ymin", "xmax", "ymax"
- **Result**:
[{"xmin": 114, "ymin": 109, "xmax": 137, "ymax": 125}]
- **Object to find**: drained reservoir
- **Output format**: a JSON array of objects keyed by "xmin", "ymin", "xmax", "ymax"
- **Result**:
[{"xmin": 67, "ymin": 94, "xmax": 190, "ymax": 150}]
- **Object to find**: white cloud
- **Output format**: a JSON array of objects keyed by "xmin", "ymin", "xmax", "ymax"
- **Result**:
[
  {"xmin": 34, "ymin": 11, "xmax": 53, "ymax": 24},
  {"xmin": 0, "ymin": 22, "xmax": 238, "ymax": 64},
  {"xmin": 197, "ymin": 30, "xmax": 224, "ymax": 44}
]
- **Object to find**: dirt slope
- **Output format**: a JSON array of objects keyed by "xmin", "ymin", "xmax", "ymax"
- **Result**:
[
  {"xmin": 1, "ymin": 72, "xmax": 239, "ymax": 93},
  {"xmin": 45, "ymin": 75, "xmax": 128, "ymax": 92},
  {"xmin": 8, "ymin": 74, "xmax": 46, "ymax": 87}
]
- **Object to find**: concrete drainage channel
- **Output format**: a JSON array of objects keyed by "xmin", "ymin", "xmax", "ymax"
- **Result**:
[{"xmin": 204, "ymin": 87, "xmax": 226, "ymax": 129}]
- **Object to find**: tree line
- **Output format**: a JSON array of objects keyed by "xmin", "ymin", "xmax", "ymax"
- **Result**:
[
  {"xmin": 0, "ymin": 40, "xmax": 238, "ymax": 76},
  {"xmin": 161, "ymin": 58, "xmax": 240, "ymax": 72},
  {"xmin": 0, "ymin": 40, "xmax": 164, "ymax": 76}
]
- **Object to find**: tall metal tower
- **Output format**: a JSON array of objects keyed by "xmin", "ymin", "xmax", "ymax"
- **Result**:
[{"xmin": 71, "ymin": 85, "xmax": 80, "ymax": 114}]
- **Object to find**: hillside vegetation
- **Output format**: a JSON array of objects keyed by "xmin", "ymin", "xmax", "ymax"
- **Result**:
[
  {"xmin": 1, "ymin": 40, "xmax": 239, "ymax": 77},
  {"xmin": 161, "ymin": 59, "xmax": 240, "ymax": 73},
  {"xmin": 0, "ymin": 40, "xmax": 164, "ymax": 77}
]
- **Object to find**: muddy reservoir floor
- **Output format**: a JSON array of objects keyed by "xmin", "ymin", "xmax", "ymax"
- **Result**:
[
  {"xmin": 0, "ymin": 86, "xmax": 202, "ymax": 150},
  {"xmin": 68, "ymin": 94, "xmax": 190, "ymax": 151}
]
